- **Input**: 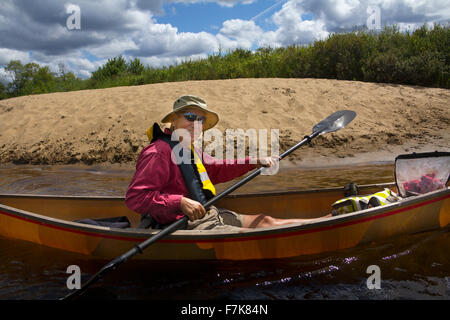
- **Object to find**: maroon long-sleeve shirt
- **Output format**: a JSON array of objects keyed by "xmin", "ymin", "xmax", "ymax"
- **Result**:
[{"xmin": 125, "ymin": 138, "xmax": 256, "ymax": 225}]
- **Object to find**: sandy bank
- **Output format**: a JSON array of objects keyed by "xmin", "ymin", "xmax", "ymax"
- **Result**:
[{"xmin": 0, "ymin": 78, "xmax": 448, "ymax": 166}]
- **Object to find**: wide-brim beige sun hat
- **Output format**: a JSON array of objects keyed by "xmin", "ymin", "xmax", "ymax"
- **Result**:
[{"xmin": 161, "ymin": 95, "xmax": 219, "ymax": 131}]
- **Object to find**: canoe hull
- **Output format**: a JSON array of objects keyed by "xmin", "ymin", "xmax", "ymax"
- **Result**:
[{"xmin": 0, "ymin": 185, "xmax": 448, "ymax": 261}]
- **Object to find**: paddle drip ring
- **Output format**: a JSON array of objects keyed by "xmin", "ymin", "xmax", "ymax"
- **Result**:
[
  {"xmin": 135, "ymin": 245, "xmax": 144, "ymax": 254},
  {"xmin": 303, "ymin": 135, "xmax": 312, "ymax": 144}
]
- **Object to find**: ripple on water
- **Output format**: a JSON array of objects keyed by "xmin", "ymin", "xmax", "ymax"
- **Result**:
[
  {"xmin": 0, "ymin": 163, "xmax": 395, "ymax": 195},
  {"xmin": 0, "ymin": 164, "xmax": 448, "ymax": 300}
]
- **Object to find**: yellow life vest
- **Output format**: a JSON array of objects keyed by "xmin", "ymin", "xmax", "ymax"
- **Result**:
[
  {"xmin": 191, "ymin": 145, "xmax": 216, "ymax": 197},
  {"xmin": 332, "ymin": 188, "xmax": 399, "ymax": 216}
]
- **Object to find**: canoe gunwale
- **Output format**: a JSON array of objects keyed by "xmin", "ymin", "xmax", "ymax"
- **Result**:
[
  {"xmin": 0, "ymin": 182, "xmax": 397, "ymax": 201},
  {"xmin": 0, "ymin": 186, "xmax": 448, "ymax": 243}
]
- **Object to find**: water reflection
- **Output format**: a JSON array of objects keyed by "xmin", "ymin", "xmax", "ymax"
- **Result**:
[
  {"xmin": 0, "ymin": 163, "xmax": 448, "ymax": 300},
  {"xmin": 0, "ymin": 164, "xmax": 134, "ymax": 196},
  {"xmin": 0, "ymin": 163, "xmax": 395, "ymax": 196},
  {"xmin": 0, "ymin": 226, "xmax": 448, "ymax": 300}
]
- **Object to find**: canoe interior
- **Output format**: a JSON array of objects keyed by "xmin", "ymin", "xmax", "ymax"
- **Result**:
[{"xmin": 0, "ymin": 183, "xmax": 397, "ymax": 228}]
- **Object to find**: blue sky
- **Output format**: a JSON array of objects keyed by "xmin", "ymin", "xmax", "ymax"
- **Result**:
[
  {"xmin": 157, "ymin": 1, "xmax": 273, "ymax": 33},
  {"xmin": 156, "ymin": 0, "xmax": 314, "ymax": 33},
  {"xmin": 0, "ymin": 0, "xmax": 448, "ymax": 81}
]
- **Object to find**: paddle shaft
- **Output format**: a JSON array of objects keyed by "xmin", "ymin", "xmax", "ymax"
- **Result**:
[
  {"xmin": 62, "ymin": 217, "xmax": 190, "ymax": 300},
  {"xmin": 63, "ymin": 110, "xmax": 356, "ymax": 300},
  {"xmin": 201, "ymin": 131, "xmax": 320, "ymax": 206},
  {"xmin": 62, "ymin": 131, "xmax": 318, "ymax": 300}
]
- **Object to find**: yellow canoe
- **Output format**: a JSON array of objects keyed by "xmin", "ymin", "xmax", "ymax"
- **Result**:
[{"xmin": 0, "ymin": 183, "xmax": 448, "ymax": 261}]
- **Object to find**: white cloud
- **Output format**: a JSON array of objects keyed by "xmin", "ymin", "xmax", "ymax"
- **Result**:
[
  {"xmin": 167, "ymin": 0, "xmax": 256, "ymax": 7},
  {"xmin": 381, "ymin": 0, "xmax": 450, "ymax": 20},
  {"xmin": 216, "ymin": 33, "xmax": 240, "ymax": 52},
  {"xmin": 88, "ymin": 38, "xmax": 139, "ymax": 59},
  {"xmin": 270, "ymin": 19, "xmax": 329, "ymax": 47},
  {"xmin": 131, "ymin": 22, "xmax": 219, "ymax": 58},
  {"xmin": 268, "ymin": 1, "xmax": 329, "ymax": 46},
  {"xmin": 328, "ymin": 0, "xmax": 360, "ymax": 21},
  {"xmin": 296, "ymin": 0, "xmax": 450, "ymax": 32},
  {"xmin": 0, "ymin": 49, "xmax": 31, "ymax": 65},
  {"xmin": 217, "ymin": 2, "xmax": 329, "ymax": 49},
  {"xmin": 219, "ymin": 19, "xmax": 263, "ymax": 49}
]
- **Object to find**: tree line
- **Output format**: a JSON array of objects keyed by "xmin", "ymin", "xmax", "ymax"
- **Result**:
[{"xmin": 1, "ymin": 23, "xmax": 448, "ymax": 100}]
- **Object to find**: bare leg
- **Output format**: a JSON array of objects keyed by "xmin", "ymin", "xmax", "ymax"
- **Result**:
[{"xmin": 242, "ymin": 213, "xmax": 332, "ymax": 229}]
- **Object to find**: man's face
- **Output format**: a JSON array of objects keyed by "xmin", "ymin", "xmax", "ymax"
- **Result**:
[{"xmin": 172, "ymin": 107, "xmax": 205, "ymax": 143}]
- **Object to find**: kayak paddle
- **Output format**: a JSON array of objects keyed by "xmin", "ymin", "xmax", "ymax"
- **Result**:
[{"xmin": 62, "ymin": 109, "xmax": 356, "ymax": 300}]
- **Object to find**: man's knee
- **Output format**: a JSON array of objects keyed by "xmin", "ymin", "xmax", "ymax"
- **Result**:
[
  {"xmin": 243, "ymin": 214, "xmax": 278, "ymax": 228},
  {"xmin": 258, "ymin": 214, "xmax": 276, "ymax": 227}
]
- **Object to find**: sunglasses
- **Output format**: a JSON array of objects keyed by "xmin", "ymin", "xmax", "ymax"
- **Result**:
[{"xmin": 183, "ymin": 112, "xmax": 206, "ymax": 123}]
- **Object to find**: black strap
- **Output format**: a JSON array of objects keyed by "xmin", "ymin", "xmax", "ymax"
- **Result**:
[
  {"xmin": 137, "ymin": 214, "xmax": 155, "ymax": 229},
  {"xmin": 344, "ymin": 183, "xmax": 358, "ymax": 197},
  {"xmin": 138, "ymin": 214, "xmax": 188, "ymax": 230}
]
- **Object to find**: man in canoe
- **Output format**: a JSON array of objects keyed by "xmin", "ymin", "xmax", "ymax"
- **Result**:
[{"xmin": 125, "ymin": 95, "xmax": 330, "ymax": 230}]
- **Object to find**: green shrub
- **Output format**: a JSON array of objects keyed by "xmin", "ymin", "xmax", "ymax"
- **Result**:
[{"xmin": 0, "ymin": 82, "xmax": 7, "ymax": 100}]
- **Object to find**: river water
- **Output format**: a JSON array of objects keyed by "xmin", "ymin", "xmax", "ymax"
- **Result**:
[{"xmin": 0, "ymin": 163, "xmax": 448, "ymax": 300}]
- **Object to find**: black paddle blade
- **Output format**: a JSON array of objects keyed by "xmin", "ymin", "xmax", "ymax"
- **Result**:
[{"xmin": 312, "ymin": 110, "xmax": 356, "ymax": 135}]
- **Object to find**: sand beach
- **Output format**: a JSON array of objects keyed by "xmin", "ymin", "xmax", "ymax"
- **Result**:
[{"xmin": 0, "ymin": 78, "xmax": 448, "ymax": 168}]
